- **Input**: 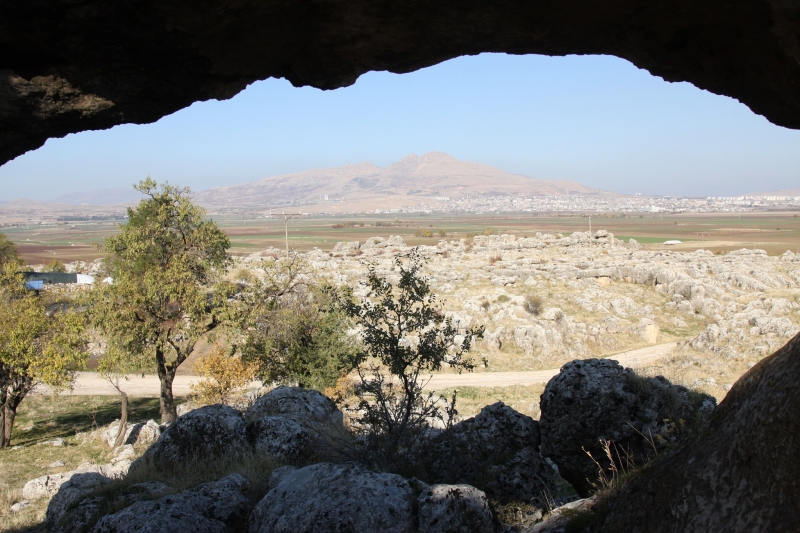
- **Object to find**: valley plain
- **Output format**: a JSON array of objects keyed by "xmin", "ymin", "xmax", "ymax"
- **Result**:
[{"xmin": 3, "ymin": 211, "xmax": 800, "ymax": 265}]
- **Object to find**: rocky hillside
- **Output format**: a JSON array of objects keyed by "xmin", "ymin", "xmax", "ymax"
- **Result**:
[{"xmin": 228, "ymin": 230, "xmax": 800, "ymax": 395}]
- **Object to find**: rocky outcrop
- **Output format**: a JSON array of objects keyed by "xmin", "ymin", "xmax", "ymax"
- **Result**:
[
  {"xmin": 522, "ymin": 498, "xmax": 597, "ymax": 533},
  {"xmin": 101, "ymin": 420, "xmax": 161, "ymax": 448},
  {"xmin": 596, "ymin": 332, "xmax": 800, "ymax": 533},
  {"xmin": 418, "ymin": 484, "xmax": 494, "ymax": 533},
  {"xmin": 248, "ymin": 416, "xmax": 314, "ymax": 463},
  {"xmin": 424, "ymin": 402, "xmax": 562, "ymax": 516},
  {"xmin": 24, "ymin": 462, "xmax": 130, "ymax": 501},
  {"xmin": 248, "ymin": 463, "xmax": 417, "ymax": 533},
  {"xmin": 539, "ymin": 359, "xmax": 715, "ymax": 496},
  {"xmin": 90, "ymin": 474, "xmax": 251, "ymax": 533},
  {"xmin": 37, "ymin": 462, "xmax": 135, "ymax": 533},
  {"xmin": 245, "ymin": 386, "xmax": 344, "ymax": 435},
  {"xmin": 3, "ymin": 0, "xmax": 800, "ymax": 165},
  {"xmin": 133, "ymin": 404, "xmax": 249, "ymax": 470}
]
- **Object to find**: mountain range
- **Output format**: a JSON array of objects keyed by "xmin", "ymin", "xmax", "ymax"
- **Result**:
[
  {"xmin": 22, "ymin": 153, "xmax": 608, "ymax": 208},
  {"xmin": 191, "ymin": 152, "xmax": 608, "ymax": 210}
]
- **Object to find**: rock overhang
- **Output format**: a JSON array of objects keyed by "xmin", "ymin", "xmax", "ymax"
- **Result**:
[{"xmin": 2, "ymin": 0, "xmax": 800, "ymax": 166}]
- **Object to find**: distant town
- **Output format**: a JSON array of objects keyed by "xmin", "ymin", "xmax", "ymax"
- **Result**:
[{"xmin": 368, "ymin": 193, "xmax": 800, "ymax": 215}]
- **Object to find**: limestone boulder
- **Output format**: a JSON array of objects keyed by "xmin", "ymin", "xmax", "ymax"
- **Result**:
[
  {"xmin": 248, "ymin": 416, "xmax": 314, "ymax": 463},
  {"xmin": 128, "ymin": 420, "xmax": 162, "ymax": 446},
  {"xmin": 598, "ymin": 332, "xmax": 800, "ymax": 532},
  {"xmin": 45, "ymin": 462, "xmax": 133, "ymax": 533},
  {"xmin": 102, "ymin": 419, "xmax": 162, "ymax": 448},
  {"xmin": 133, "ymin": 404, "xmax": 250, "ymax": 471},
  {"xmin": 90, "ymin": 474, "xmax": 251, "ymax": 533},
  {"xmin": 539, "ymin": 359, "xmax": 715, "ymax": 497},
  {"xmin": 24, "ymin": 462, "xmax": 130, "ymax": 501},
  {"xmin": 418, "ymin": 484, "xmax": 493, "ymax": 533},
  {"xmin": 386, "ymin": 235, "xmax": 407, "ymax": 248},
  {"xmin": 245, "ymin": 386, "xmax": 344, "ymax": 435},
  {"xmin": 248, "ymin": 463, "xmax": 416, "ymax": 533},
  {"xmin": 637, "ymin": 318, "xmax": 659, "ymax": 344},
  {"xmin": 424, "ymin": 402, "xmax": 562, "ymax": 514}
]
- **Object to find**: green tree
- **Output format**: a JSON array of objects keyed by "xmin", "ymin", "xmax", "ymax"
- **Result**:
[
  {"xmin": 46, "ymin": 259, "xmax": 67, "ymax": 272},
  {"xmin": 0, "ymin": 233, "xmax": 19, "ymax": 266},
  {"xmin": 240, "ymin": 255, "xmax": 358, "ymax": 390},
  {"xmin": 90, "ymin": 178, "xmax": 231, "ymax": 423},
  {"xmin": 95, "ymin": 339, "xmax": 152, "ymax": 447},
  {"xmin": 0, "ymin": 264, "xmax": 88, "ymax": 447},
  {"xmin": 335, "ymin": 250, "xmax": 483, "ymax": 468}
]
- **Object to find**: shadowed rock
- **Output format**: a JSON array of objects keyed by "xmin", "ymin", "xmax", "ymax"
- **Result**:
[
  {"xmin": 418, "ymin": 484, "xmax": 494, "ymax": 533},
  {"xmin": 539, "ymin": 358, "xmax": 715, "ymax": 497},
  {"xmin": 596, "ymin": 331, "xmax": 800, "ymax": 533},
  {"xmin": 90, "ymin": 474, "xmax": 251, "ymax": 533},
  {"xmin": 132, "ymin": 404, "xmax": 250, "ymax": 471},
  {"xmin": 248, "ymin": 462, "xmax": 416, "ymax": 533},
  {"xmin": 424, "ymin": 402, "xmax": 563, "ymax": 516}
]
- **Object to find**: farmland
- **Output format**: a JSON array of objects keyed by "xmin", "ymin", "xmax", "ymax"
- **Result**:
[{"xmin": 3, "ymin": 211, "xmax": 800, "ymax": 265}]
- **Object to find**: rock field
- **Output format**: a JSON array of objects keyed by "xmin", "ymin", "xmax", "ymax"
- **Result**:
[
  {"xmin": 226, "ymin": 230, "xmax": 800, "ymax": 383},
  {"xmin": 16, "ymin": 229, "xmax": 799, "ymax": 532},
  {"xmin": 57, "ymin": 229, "xmax": 800, "ymax": 395}
]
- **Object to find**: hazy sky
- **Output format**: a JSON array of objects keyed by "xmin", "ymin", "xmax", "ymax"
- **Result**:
[{"xmin": 2, "ymin": 53, "xmax": 799, "ymax": 201}]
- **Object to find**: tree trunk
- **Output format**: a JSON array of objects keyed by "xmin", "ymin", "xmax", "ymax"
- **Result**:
[
  {"xmin": 156, "ymin": 348, "xmax": 178, "ymax": 424},
  {"xmin": 0, "ymin": 387, "xmax": 7, "ymax": 448},
  {"xmin": 4, "ymin": 401, "xmax": 19, "ymax": 447},
  {"xmin": 113, "ymin": 390, "xmax": 129, "ymax": 448},
  {"xmin": 0, "ymin": 406, "xmax": 6, "ymax": 448}
]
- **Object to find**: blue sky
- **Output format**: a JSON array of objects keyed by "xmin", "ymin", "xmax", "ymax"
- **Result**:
[{"xmin": 1, "ymin": 53, "xmax": 799, "ymax": 201}]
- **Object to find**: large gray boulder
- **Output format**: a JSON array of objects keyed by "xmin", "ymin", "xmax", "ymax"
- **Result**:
[
  {"xmin": 24, "ymin": 461, "xmax": 130, "ymax": 501},
  {"xmin": 245, "ymin": 386, "xmax": 344, "ymax": 433},
  {"xmin": 596, "ymin": 332, "xmax": 800, "ymax": 533},
  {"xmin": 424, "ymin": 402, "xmax": 562, "ymax": 513},
  {"xmin": 46, "ymin": 473, "xmax": 115, "ymax": 533},
  {"xmin": 248, "ymin": 463, "xmax": 416, "ymax": 533},
  {"xmin": 418, "ymin": 484, "xmax": 494, "ymax": 533},
  {"xmin": 132, "ymin": 404, "xmax": 250, "ymax": 471},
  {"xmin": 248, "ymin": 416, "xmax": 314, "ymax": 463},
  {"xmin": 90, "ymin": 474, "xmax": 251, "ymax": 533},
  {"xmin": 539, "ymin": 358, "xmax": 716, "ymax": 496}
]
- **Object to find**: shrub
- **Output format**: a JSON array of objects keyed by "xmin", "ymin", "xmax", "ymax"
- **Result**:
[
  {"xmin": 334, "ymin": 250, "xmax": 484, "ymax": 470},
  {"xmin": 191, "ymin": 346, "xmax": 261, "ymax": 406},
  {"xmin": 45, "ymin": 259, "xmax": 67, "ymax": 272},
  {"xmin": 234, "ymin": 268, "xmax": 254, "ymax": 284},
  {"xmin": 422, "ymin": 229, "xmax": 434, "ymax": 238},
  {"xmin": 482, "ymin": 228, "xmax": 496, "ymax": 236},
  {"xmin": 0, "ymin": 233, "xmax": 19, "ymax": 266},
  {"xmin": 496, "ymin": 295, "xmax": 510, "ymax": 303},
  {"xmin": 438, "ymin": 229, "xmax": 446, "ymax": 237},
  {"xmin": 523, "ymin": 294, "xmax": 543, "ymax": 315},
  {"xmin": 488, "ymin": 254, "xmax": 501, "ymax": 265}
]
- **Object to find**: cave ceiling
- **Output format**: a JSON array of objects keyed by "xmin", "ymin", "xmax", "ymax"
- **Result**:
[{"xmin": 2, "ymin": 0, "xmax": 800, "ymax": 166}]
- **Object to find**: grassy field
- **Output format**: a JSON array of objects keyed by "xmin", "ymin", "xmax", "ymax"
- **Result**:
[
  {"xmin": 5, "ymin": 212, "xmax": 800, "ymax": 264},
  {"xmin": 0, "ymin": 395, "xmax": 173, "ymax": 532}
]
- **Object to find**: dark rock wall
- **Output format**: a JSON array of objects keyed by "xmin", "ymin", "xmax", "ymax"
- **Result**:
[
  {"xmin": 598, "ymin": 331, "xmax": 800, "ymax": 533},
  {"xmin": 3, "ymin": 0, "xmax": 800, "ymax": 165}
]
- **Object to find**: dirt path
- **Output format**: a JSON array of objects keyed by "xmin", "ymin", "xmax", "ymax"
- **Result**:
[
  {"xmin": 425, "ymin": 342, "xmax": 677, "ymax": 389},
  {"xmin": 38, "ymin": 342, "xmax": 677, "ymax": 397}
]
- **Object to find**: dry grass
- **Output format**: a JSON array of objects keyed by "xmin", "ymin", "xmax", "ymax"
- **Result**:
[
  {"xmin": 439, "ymin": 384, "xmax": 546, "ymax": 420},
  {"xmin": 0, "ymin": 395, "xmax": 167, "ymax": 532}
]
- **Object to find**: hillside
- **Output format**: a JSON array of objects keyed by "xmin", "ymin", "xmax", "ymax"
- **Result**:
[{"xmin": 192, "ymin": 152, "xmax": 609, "ymax": 209}]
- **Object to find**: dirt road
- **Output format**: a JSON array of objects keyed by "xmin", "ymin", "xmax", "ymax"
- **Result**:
[
  {"xmin": 38, "ymin": 342, "xmax": 677, "ymax": 397},
  {"xmin": 426, "ymin": 342, "xmax": 677, "ymax": 389}
]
